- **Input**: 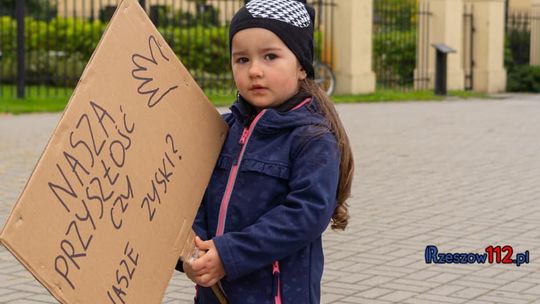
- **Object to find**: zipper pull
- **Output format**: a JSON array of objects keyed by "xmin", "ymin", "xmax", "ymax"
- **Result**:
[
  {"xmin": 239, "ymin": 128, "xmax": 249, "ymax": 145},
  {"xmin": 272, "ymin": 261, "xmax": 280, "ymax": 274}
]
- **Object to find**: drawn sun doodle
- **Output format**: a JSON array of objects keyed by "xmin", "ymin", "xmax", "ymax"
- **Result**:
[{"xmin": 131, "ymin": 36, "xmax": 179, "ymax": 108}]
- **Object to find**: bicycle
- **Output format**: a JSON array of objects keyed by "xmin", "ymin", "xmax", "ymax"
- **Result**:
[{"xmin": 313, "ymin": 60, "xmax": 336, "ymax": 96}]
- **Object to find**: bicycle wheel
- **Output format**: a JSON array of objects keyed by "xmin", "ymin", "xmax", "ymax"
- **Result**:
[{"xmin": 313, "ymin": 61, "xmax": 336, "ymax": 96}]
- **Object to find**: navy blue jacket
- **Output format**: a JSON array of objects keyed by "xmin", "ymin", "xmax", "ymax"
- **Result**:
[{"xmin": 186, "ymin": 95, "xmax": 340, "ymax": 303}]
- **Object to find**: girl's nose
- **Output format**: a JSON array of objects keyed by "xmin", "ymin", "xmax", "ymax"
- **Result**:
[{"xmin": 248, "ymin": 61, "xmax": 263, "ymax": 78}]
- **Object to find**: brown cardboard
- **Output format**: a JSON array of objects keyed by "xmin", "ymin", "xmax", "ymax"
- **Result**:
[{"xmin": 0, "ymin": 0, "xmax": 228, "ymax": 303}]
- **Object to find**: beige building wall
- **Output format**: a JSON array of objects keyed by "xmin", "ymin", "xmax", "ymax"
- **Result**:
[
  {"xmin": 531, "ymin": 0, "xmax": 540, "ymax": 65},
  {"xmin": 333, "ymin": 0, "xmax": 376, "ymax": 94},
  {"xmin": 54, "ymin": 0, "xmax": 509, "ymax": 94},
  {"xmin": 466, "ymin": 0, "xmax": 507, "ymax": 92},
  {"xmin": 56, "ymin": 1, "xmax": 226, "ymax": 20},
  {"xmin": 56, "ymin": 0, "xmax": 112, "ymax": 19},
  {"xmin": 510, "ymin": 0, "xmax": 530, "ymax": 12},
  {"xmin": 416, "ymin": 0, "xmax": 507, "ymax": 92},
  {"xmin": 415, "ymin": 0, "xmax": 430, "ymax": 90},
  {"xmin": 202, "ymin": 0, "xmax": 243, "ymax": 25},
  {"xmin": 415, "ymin": 0, "xmax": 465, "ymax": 90}
]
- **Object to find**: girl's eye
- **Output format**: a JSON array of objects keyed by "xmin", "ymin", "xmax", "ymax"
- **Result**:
[
  {"xmin": 236, "ymin": 57, "xmax": 249, "ymax": 64},
  {"xmin": 264, "ymin": 53, "xmax": 277, "ymax": 60}
]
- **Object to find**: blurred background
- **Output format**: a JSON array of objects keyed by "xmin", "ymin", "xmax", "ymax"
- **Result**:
[{"xmin": 0, "ymin": 0, "xmax": 538, "ymax": 106}]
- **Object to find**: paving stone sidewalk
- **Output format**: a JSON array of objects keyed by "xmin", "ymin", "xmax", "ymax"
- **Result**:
[{"xmin": 1, "ymin": 95, "xmax": 540, "ymax": 303}]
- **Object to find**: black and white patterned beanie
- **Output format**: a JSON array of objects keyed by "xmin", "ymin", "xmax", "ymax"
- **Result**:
[{"xmin": 229, "ymin": 0, "xmax": 316, "ymax": 79}]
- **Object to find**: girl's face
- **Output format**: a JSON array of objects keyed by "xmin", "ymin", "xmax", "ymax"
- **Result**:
[{"xmin": 231, "ymin": 28, "xmax": 307, "ymax": 110}]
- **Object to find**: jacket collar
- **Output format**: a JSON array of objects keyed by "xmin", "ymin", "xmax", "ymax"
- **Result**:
[
  {"xmin": 231, "ymin": 91, "xmax": 312, "ymax": 127},
  {"xmin": 230, "ymin": 91, "xmax": 330, "ymax": 132}
]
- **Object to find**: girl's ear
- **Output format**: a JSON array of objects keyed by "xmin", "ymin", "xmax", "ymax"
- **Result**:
[{"xmin": 298, "ymin": 67, "xmax": 307, "ymax": 81}]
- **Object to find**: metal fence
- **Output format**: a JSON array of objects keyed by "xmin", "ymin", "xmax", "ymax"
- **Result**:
[
  {"xmin": 462, "ymin": 4, "xmax": 474, "ymax": 91},
  {"xmin": 0, "ymin": 0, "xmax": 335, "ymax": 99},
  {"xmin": 504, "ymin": 10, "xmax": 540, "ymax": 92},
  {"xmin": 372, "ymin": 0, "xmax": 421, "ymax": 90},
  {"xmin": 505, "ymin": 11, "xmax": 531, "ymax": 68}
]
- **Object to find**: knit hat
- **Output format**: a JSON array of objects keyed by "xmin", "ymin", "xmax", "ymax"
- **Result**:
[{"xmin": 229, "ymin": 0, "xmax": 316, "ymax": 79}]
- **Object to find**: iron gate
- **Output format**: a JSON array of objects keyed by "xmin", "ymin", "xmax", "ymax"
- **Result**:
[
  {"xmin": 463, "ymin": 3, "xmax": 474, "ymax": 91},
  {"xmin": 373, "ymin": 0, "xmax": 431, "ymax": 91}
]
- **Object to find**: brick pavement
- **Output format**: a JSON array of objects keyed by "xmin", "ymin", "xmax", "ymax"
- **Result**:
[{"xmin": 1, "ymin": 95, "xmax": 540, "ymax": 303}]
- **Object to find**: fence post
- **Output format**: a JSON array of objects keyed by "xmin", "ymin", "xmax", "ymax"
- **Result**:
[
  {"xmin": 16, "ymin": 0, "xmax": 25, "ymax": 99},
  {"xmin": 465, "ymin": 0, "xmax": 507, "ymax": 92},
  {"xmin": 417, "ymin": 0, "xmax": 465, "ymax": 91},
  {"xmin": 333, "ymin": 0, "xmax": 376, "ymax": 94},
  {"xmin": 415, "ymin": 0, "xmax": 432, "ymax": 90},
  {"xmin": 531, "ymin": 0, "xmax": 540, "ymax": 66}
]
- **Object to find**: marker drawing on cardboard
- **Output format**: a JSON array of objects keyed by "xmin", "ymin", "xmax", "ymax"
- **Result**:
[
  {"xmin": 0, "ymin": 0, "xmax": 228, "ymax": 303},
  {"xmin": 131, "ymin": 35, "xmax": 180, "ymax": 108}
]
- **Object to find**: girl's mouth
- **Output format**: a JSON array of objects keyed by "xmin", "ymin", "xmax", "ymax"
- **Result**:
[{"xmin": 249, "ymin": 85, "xmax": 267, "ymax": 94}]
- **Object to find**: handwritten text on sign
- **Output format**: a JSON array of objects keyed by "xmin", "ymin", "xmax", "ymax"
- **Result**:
[{"xmin": 47, "ymin": 35, "xmax": 184, "ymax": 301}]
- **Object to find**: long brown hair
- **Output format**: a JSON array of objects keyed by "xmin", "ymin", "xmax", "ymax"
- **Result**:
[{"xmin": 300, "ymin": 79, "xmax": 354, "ymax": 231}]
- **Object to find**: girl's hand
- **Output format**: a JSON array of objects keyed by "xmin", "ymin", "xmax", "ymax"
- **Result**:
[
  {"xmin": 187, "ymin": 237, "xmax": 226, "ymax": 287},
  {"xmin": 183, "ymin": 259, "xmax": 197, "ymax": 283}
]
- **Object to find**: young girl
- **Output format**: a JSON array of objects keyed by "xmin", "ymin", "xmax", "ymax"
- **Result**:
[{"xmin": 177, "ymin": 0, "xmax": 354, "ymax": 302}]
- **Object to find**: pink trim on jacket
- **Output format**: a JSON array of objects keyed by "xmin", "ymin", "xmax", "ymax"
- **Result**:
[
  {"xmin": 289, "ymin": 97, "xmax": 312, "ymax": 112},
  {"xmin": 273, "ymin": 261, "xmax": 282, "ymax": 304},
  {"xmin": 216, "ymin": 109, "xmax": 267, "ymax": 236}
]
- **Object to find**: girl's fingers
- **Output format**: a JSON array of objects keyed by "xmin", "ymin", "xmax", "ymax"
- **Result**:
[
  {"xmin": 188, "ymin": 247, "xmax": 223, "ymax": 278},
  {"xmin": 189, "ymin": 263, "xmax": 207, "ymax": 275},
  {"xmin": 183, "ymin": 261, "xmax": 198, "ymax": 283},
  {"xmin": 195, "ymin": 273, "xmax": 217, "ymax": 288},
  {"xmin": 184, "ymin": 259, "xmax": 202, "ymax": 276},
  {"xmin": 189, "ymin": 255, "xmax": 209, "ymax": 272},
  {"xmin": 195, "ymin": 236, "xmax": 213, "ymax": 251}
]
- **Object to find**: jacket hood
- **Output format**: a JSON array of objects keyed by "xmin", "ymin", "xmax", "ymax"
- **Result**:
[{"xmin": 229, "ymin": 94, "xmax": 331, "ymax": 133}]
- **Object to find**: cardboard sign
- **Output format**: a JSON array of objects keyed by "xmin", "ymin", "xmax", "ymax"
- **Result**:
[{"xmin": 0, "ymin": 0, "xmax": 228, "ymax": 303}]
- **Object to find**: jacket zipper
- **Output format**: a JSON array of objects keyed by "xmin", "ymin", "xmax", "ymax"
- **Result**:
[
  {"xmin": 273, "ymin": 261, "xmax": 282, "ymax": 304},
  {"xmin": 216, "ymin": 109, "xmax": 267, "ymax": 236},
  {"xmin": 215, "ymin": 98, "xmax": 310, "ymax": 302},
  {"xmin": 216, "ymin": 97, "xmax": 310, "ymax": 236}
]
